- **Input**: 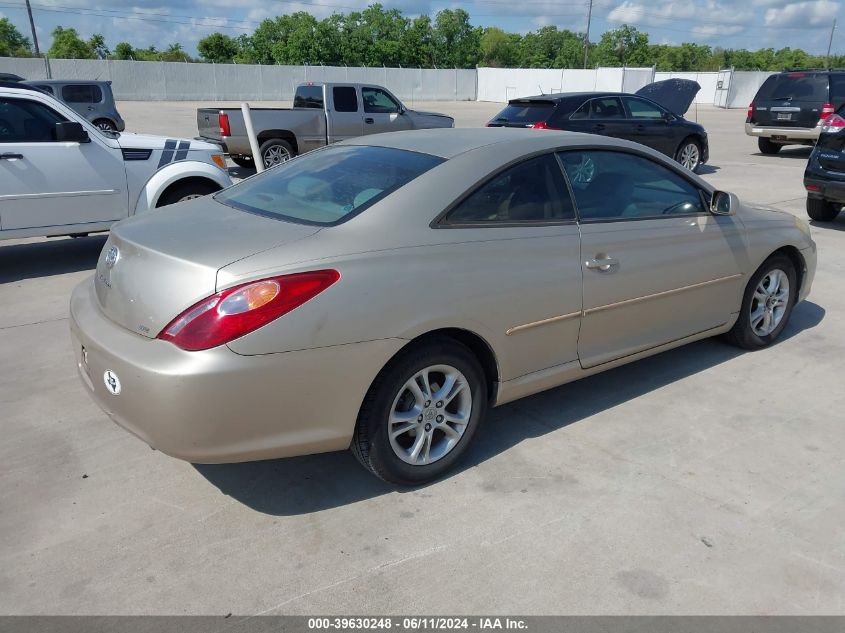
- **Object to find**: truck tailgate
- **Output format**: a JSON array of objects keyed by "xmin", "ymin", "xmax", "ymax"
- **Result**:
[{"xmin": 197, "ymin": 108, "xmax": 222, "ymax": 141}]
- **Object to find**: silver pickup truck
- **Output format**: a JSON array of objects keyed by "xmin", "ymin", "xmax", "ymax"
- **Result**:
[{"xmin": 197, "ymin": 82, "xmax": 455, "ymax": 169}]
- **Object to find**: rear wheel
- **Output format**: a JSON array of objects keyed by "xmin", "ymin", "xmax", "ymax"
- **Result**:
[
  {"xmin": 230, "ymin": 155, "xmax": 255, "ymax": 169},
  {"xmin": 351, "ymin": 338, "xmax": 487, "ymax": 485},
  {"xmin": 259, "ymin": 138, "xmax": 295, "ymax": 169},
  {"xmin": 675, "ymin": 138, "xmax": 702, "ymax": 172},
  {"xmin": 156, "ymin": 180, "xmax": 221, "ymax": 207},
  {"xmin": 758, "ymin": 137, "xmax": 782, "ymax": 155},
  {"xmin": 725, "ymin": 253, "xmax": 797, "ymax": 350},
  {"xmin": 806, "ymin": 196, "xmax": 840, "ymax": 222}
]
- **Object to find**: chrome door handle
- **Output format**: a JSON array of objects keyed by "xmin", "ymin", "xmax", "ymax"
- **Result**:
[{"xmin": 585, "ymin": 255, "xmax": 619, "ymax": 272}]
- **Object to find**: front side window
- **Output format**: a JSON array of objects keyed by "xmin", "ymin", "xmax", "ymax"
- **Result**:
[
  {"xmin": 0, "ymin": 97, "xmax": 67, "ymax": 142},
  {"xmin": 62, "ymin": 84, "xmax": 101, "ymax": 103},
  {"xmin": 625, "ymin": 97, "xmax": 664, "ymax": 119},
  {"xmin": 442, "ymin": 154, "xmax": 575, "ymax": 225},
  {"xmin": 558, "ymin": 150, "xmax": 705, "ymax": 221},
  {"xmin": 362, "ymin": 87, "xmax": 400, "ymax": 114},
  {"xmin": 589, "ymin": 97, "xmax": 625, "ymax": 119},
  {"xmin": 332, "ymin": 86, "xmax": 358, "ymax": 113},
  {"xmin": 216, "ymin": 145, "xmax": 444, "ymax": 226}
]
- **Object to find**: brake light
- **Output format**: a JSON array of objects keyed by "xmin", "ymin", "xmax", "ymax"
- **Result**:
[
  {"xmin": 218, "ymin": 112, "xmax": 231, "ymax": 137},
  {"xmin": 531, "ymin": 120, "xmax": 551, "ymax": 129},
  {"xmin": 158, "ymin": 270, "xmax": 340, "ymax": 351},
  {"xmin": 821, "ymin": 113, "xmax": 845, "ymax": 133},
  {"xmin": 747, "ymin": 102, "xmax": 755, "ymax": 118},
  {"xmin": 820, "ymin": 103, "xmax": 835, "ymax": 121}
]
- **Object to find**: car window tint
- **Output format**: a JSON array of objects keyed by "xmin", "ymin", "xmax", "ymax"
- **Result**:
[
  {"xmin": 754, "ymin": 73, "xmax": 829, "ymax": 102},
  {"xmin": 62, "ymin": 84, "xmax": 101, "ymax": 103},
  {"xmin": 830, "ymin": 74, "xmax": 845, "ymax": 103},
  {"xmin": 443, "ymin": 154, "xmax": 575, "ymax": 224},
  {"xmin": 294, "ymin": 85, "xmax": 324, "ymax": 109},
  {"xmin": 216, "ymin": 145, "xmax": 443, "ymax": 226},
  {"xmin": 332, "ymin": 86, "xmax": 358, "ymax": 113},
  {"xmin": 590, "ymin": 97, "xmax": 624, "ymax": 119},
  {"xmin": 625, "ymin": 97, "xmax": 664, "ymax": 119},
  {"xmin": 34, "ymin": 84, "xmax": 54, "ymax": 95},
  {"xmin": 569, "ymin": 100, "xmax": 590, "ymax": 120},
  {"xmin": 558, "ymin": 150, "xmax": 705, "ymax": 221},
  {"xmin": 492, "ymin": 101, "xmax": 555, "ymax": 125},
  {"xmin": 0, "ymin": 97, "xmax": 66, "ymax": 142},
  {"xmin": 362, "ymin": 87, "xmax": 400, "ymax": 114}
]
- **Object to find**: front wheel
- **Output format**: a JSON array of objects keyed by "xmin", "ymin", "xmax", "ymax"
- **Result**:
[
  {"xmin": 675, "ymin": 138, "xmax": 702, "ymax": 172},
  {"xmin": 806, "ymin": 196, "xmax": 840, "ymax": 222},
  {"xmin": 725, "ymin": 254, "xmax": 797, "ymax": 350},
  {"xmin": 758, "ymin": 137, "xmax": 782, "ymax": 155},
  {"xmin": 351, "ymin": 338, "xmax": 487, "ymax": 485},
  {"xmin": 259, "ymin": 138, "xmax": 295, "ymax": 169},
  {"xmin": 156, "ymin": 180, "xmax": 221, "ymax": 207}
]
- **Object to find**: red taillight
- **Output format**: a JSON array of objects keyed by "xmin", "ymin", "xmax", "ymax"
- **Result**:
[
  {"xmin": 219, "ymin": 111, "xmax": 231, "ymax": 137},
  {"xmin": 806, "ymin": 184, "xmax": 821, "ymax": 192},
  {"xmin": 531, "ymin": 120, "xmax": 550, "ymax": 129},
  {"xmin": 821, "ymin": 113, "xmax": 845, "ymax": 133},
  {"xmin": 820, "ymin": 103, "xmax": 835, "ymax": 121},
  {"xmin": 747, "ymin": 102, "xmax": 755, "ymax": 118},
  {"xmin": 158, "ymin": 270, "xmax": 340, "ymax": 351}
]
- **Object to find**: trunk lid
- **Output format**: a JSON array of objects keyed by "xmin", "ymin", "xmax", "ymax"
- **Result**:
[
  {"xmin": 94, "ymin": 197, "xmax": 320, "ymax": 338},
  {"xmin": 197, "ymin": 108, "xmax": 224, "ymax": 141},
  {"xmin": 635, "ymin": 79, "xmax": 700, "ymax": 116},
  {"xmin": 750, "ymin": 73, "xmax": 829, "ymax": 128}
]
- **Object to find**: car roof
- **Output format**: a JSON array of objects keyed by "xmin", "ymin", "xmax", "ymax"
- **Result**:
[
  {"xmin": 23, "ymin": 79, "xmax": 111, "ymax": 85},
  {"xmin": 341, "ymin": 127, "xmax": 648, "ymax": 160},
  {"xmin": 509, "ymin": 92, "xmax": 625, "ymax": 103}
]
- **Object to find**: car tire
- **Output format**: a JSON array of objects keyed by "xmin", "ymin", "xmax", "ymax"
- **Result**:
[
  {"xmin": 758, "ymin": 137, "xmax": 782, "ymax": 155},
  {"xmin": 156, "ymin": 180, "xmax": 221, "ymax": 207},
  {"xmin": 259, "ymin": 138, "xmax": 295, "ymax": 168},
  {"xmin": 806, "ymin": 196, "xmax": 840, "ymax": 222},
  {"xmin": 230, "ymin": 155, "xmax": 255, "ymax": 169},
  {"xmin": 675, "ymin": 137, "xmax": 702, "ymax": 172},
  {"xmin": 725, "ymin": 253, "xmax": 797, "ymax": 350},
  {"xmin": 93, "ymin": 118, "xmax": 116, "ymax": 132},
  {"xmin": 351, "ymin": 337, "xmax": 488, "ymax": 485}
]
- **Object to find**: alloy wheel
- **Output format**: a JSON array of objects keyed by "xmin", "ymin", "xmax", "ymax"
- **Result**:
[
  {"xmin": 263, "ymin": 145, "xmax": 292, "ymax": 168},
  {"xmin": 679, "ymin": 143, "xmax": 700, "ymax": 171},
  {"xmin": 750, "ymin": 268, "xmax": 789, "ymax": 337}
]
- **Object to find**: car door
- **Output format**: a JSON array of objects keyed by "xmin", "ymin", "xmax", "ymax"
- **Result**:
[
  {"xmin": 0, "ymin": 95, "xmax": 127, "ymax": 232},
  {"xmin": 361, "ymin": 86, "xmax": 412, "ymax": 135},
  {"xmin": 557, "ymin": 149, "xmax": 746, "ymax": 369},
  {"xmin": 569, "ymin": 97, "xmax": 630, "ymax": 139},
  {"xmin": 326, "ymin": 85, "xmax": 363, "ymax": 143},
  {"xmin": 437, "ymin": 153, "xmax": 583, "ymax": 378},
  {"xmin": 621, "ymin": 96, "xmax": 677, "ymax": 156}
]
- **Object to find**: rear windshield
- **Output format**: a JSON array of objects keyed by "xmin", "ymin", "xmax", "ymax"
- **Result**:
[
  {"xmin": 755, "ymin": 73, "xmax": 829, "ymax": 102},
  {"xmin": 216, "ymin": 145, "xmax": 444, "ymax": 226},
  {"xmin": 293, "ymin": 85, "xmax": 324, "ymax": 109},
  {"xmin": 492, "ymin": 101, "xmax": 555, "ymax": 124}
]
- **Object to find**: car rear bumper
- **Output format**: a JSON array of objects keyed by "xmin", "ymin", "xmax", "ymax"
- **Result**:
[
  {"xmin": 804, "ymin": 175, "xmax": 845, "ymax": 204},
  {"xmin": 745, "ymin": 123, "xmax": 819, "ymax": 142},
  {"xmin": 69, "ymin": 278, "xmax": 405, "ymax": 463}
]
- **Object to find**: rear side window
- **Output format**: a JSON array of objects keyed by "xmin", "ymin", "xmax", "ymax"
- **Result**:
[
  {"xmin": 755, "ymin": 73, "xmax": 829, "ymax": 102},
  {"xmin": 830, "ymin": 74, "xmax": 845, "ymax": 104},
  {"xmin": 34, "ymin": 84, "xmax": 54, "ymax": 95},
  {"xmin": 216, "ymin": 145, "xmax": 444, "ymax": 226},
  {"xmin": 294, "ymin": 85, "xmax": 324, "ymax": 109},
  {"xmin": 492, "ymin": 101, "xmax": 555, "ymax": 125},
  {"xmin": 0, "ymin": 97, "xmax": 66, "ymax": 142},
  {"xmin": 332, "ymin": 86, "xmax": 358, "ymax": 113},
  {"xmin": 61, "ymin": 84, "xmax": 102, "ymax": 103},
  {"xmin": 589, "ymin": 97, "xmax": 624, "ymax": 119},
  {"xmin": 442, "ymin": 154, "xmax": 575, "ymax": 224}
]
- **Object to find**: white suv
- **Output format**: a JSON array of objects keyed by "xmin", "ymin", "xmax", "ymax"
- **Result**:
[{"xmin": 0, "ymin": 83, "xmax": 232, "ymax": 241}]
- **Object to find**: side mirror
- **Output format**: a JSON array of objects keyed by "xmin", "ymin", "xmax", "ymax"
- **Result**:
[
  {"xmin": 55, "ymin": 121, "xmax": 90, "ymax": 143},
  {"xmin": 710, "ymin": 190, "xmax": 736, "ymax": 216},
  {"xmin": 661, "ymin": 112, "xmax": 673, "ymax": 123},
  {"xmin": 398, "ymin": 105, "xmax": 406, "ymax": 115}
]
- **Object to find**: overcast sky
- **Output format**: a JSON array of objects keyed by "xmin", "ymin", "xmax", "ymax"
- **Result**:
[{"xmin": 0, "ymin": 0, "xmax": 841, "ymax": 57}]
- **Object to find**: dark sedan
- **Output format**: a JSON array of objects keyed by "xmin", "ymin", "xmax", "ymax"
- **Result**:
[{"xmin": 487, "ymin": 79, "xmax": 708, "ymax": 172}]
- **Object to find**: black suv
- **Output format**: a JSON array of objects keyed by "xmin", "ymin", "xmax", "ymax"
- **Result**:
[
  {"xmin": 486, "ymin": 79, "xmax": 709, "ymax": 172},
  {"xmin": 804, "ymin": 103, "xmax": 845, "ymax": 221},
  {"xmin": 746, "ymin": 70, "xmax": 845, "ymax": 154}
]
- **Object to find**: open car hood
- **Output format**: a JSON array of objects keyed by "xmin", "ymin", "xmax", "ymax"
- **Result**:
[{"xmin": 635, "ymin": 79, "xmax": 700, "ymax": 116}]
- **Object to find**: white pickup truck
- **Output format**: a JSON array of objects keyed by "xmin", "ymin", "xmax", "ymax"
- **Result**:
[{"xmin": 0, "ymin": 82, "xmax": 232, "ymax": 241}]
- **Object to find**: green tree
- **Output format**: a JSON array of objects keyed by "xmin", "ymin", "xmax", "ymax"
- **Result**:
[
  {"xmin": 48, "ymin": 26, "xmax": 95, "ymax": 59},
  {"xmin": 517, "ymin": 26, "xmax": 582, "ymax": 68},
  {"xmin": 433, "ymin": 8, "xmax": 480, "ymax": 68},
  {"xmin": 0, "ymin": 17, "xmax": 32, "ymax": 57},
  {"xmin": 158, "ymin": 43, "xmax": 191, "ymax": 62},
  {"xmin": 198, "ymin": 32, "xmax": 239, "ymax": 63},
  {"xmin": 593, "ymin": 25, "xmax": 650, "ymax": 66},
  {"xmin": 89, "ymin": 33, "xmax": 109, "ymax": 59},
  {"xmin": 112, "ymin": 42, "xmax": 135, "ymax": 60},
  {"xmin": 480, "ymin": 27, "xmax": 518, "ymax": 67},
  {"xmin": 403, "ymin": 15, "xmax": 435, "ymax": 67}
]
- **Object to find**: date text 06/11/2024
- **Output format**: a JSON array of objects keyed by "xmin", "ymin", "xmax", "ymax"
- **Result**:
[{"xmin": 307, "ymin": 617, "xmax": 529, "ymax": 630}]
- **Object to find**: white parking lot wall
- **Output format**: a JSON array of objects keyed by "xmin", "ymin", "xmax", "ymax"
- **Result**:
[
  {"xmin": 0, "ymin": 58, "xmax": 477, "ymax": 101},
  {"xmin": 476, "ymin": 67, "xmax": 655, "ymax": 102}
]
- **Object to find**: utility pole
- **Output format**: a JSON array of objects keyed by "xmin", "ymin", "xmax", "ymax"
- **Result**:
[
  {"xmin": 583, "ymin": 0, "xmax": 593, "ymax": 68},
  {"xmin": 826, "ymin": 19, "xmax": 836, "ymax": 68},
  {"xmin": 24, "ymin": 0, "xmax": 41, "ymax": 56}
]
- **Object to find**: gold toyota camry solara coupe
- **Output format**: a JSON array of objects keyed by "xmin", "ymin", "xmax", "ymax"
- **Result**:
[{"xmin": 70, "ymin": 128, "xmax": 817, "ymax": 484}]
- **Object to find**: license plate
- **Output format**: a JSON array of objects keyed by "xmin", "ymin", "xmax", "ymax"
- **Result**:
[
  {"xmin": 776, "ymin": 113, "xmax": 792, "ymax": 121},
  {"xmin": 771, "ymin": 135, "xmax": 787, "ymax": 141}
]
